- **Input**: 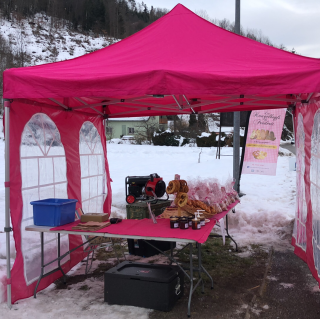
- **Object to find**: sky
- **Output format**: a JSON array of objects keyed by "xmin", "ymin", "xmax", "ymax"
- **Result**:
[{"xmin": 142, "ymin": 0, "xmax": 320, "ymax": 58}]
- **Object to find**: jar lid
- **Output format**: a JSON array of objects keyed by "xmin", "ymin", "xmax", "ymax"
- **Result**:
[{"xmin": 171, "ymin": 218, "xmax": 178, "ymax": 221}]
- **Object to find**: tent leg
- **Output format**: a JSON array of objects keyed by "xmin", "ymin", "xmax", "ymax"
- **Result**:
[{"xmin": 4, "ymin": 99, "xmax": 12, "ymax": 309}]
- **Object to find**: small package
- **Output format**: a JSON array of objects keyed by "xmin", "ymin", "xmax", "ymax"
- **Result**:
[{"xmin": 80, "ymin": 213, "xmax": 109, "ymax": 223}]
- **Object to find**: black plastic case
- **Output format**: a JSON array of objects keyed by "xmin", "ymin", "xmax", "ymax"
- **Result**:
[
  {"xmin": 127, "ymin": 239, "xmax": 176, "ymax": 257},
  {"xmin": 104, "ymin": 261, "xmax": 184, "ymax": 311}
]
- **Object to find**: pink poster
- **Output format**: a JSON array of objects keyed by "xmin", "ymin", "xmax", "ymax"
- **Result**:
[{"xmin": 242, "ymin": 108, "xmax": 287, "ymax": 176}]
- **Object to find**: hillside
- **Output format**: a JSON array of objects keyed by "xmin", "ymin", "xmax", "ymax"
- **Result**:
[{"xmin": 0, "ymin": 13, "xmax": 116, "ymax": 67}]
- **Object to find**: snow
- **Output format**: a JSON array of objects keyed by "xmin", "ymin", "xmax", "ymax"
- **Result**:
[{"xmin": 0, "ymin": 13, "xmax": 118, "ymax": 66}]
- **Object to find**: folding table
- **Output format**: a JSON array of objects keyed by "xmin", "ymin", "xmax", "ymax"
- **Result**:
[{"xmin": 25, "ymin": 201, "xmax": 239, "ymax": 317}]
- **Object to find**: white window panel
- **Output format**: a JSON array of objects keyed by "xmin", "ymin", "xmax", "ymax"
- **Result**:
[
  {"xmin": 311, "ymin": 110, "xmax": 320, "ymax": 277},
  {"xmin": 20, "ymin": 113, "xmax": 69, "ymax": 285}
]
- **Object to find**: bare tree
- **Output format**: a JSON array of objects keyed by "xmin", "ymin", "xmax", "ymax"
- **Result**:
[
  {"xmin": 15, "ymin": 29, "xmax": 29, "ymax": 67},
  {"xmin": 134, "ymin": 117, "xmax": 160, "ymax": 144}
]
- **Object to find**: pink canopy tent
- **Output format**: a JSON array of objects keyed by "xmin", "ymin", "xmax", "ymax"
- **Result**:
[{"xmin": 3, "ymin": 3, "xmax": 320, "ymax": 307}]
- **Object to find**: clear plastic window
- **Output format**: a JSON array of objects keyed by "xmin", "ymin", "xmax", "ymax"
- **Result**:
[
  {"xmin": 20, "ymin": 113, "xmax": 69, "ymax": 285},
  {"xmin": 311, "ymin": 110, "xmax": 320, "ymax": 276},
  {"xmin": 293, "ymin": 114, "xmax": 307, "ymax": 250},
  {"xmin": 79, "ymin": 121, "xmax": 107, "ymax": 214}
]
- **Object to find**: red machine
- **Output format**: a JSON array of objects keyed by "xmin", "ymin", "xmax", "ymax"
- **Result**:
[{"xmin": 125, "ymin": 173, "xmax": 167, "ymax": 204}]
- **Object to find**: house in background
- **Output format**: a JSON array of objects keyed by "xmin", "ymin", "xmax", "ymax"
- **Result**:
[{"xmin": 106, "ymin": 116, "xmax": 168, "ymax": 140}]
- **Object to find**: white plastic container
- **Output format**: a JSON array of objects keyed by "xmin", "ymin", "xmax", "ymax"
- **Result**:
[{"xmin": 289, "ymin": 157, "xmax": 296, "ymax": 171}]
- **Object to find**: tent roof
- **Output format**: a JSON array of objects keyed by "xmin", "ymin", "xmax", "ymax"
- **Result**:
[{"xmin": 4, "ymin": 4, "xmax": 320, "ymax": 117}]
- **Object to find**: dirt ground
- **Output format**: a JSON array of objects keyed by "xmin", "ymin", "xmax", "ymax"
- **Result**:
[{"xmin": 54, "ymin": 236, "xmax": 320, "ymax": 319}]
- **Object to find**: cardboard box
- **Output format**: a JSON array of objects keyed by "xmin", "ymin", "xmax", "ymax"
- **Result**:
[{"xmin": 80, "ymin": 213, "xmax": 109, "ymax": 222}]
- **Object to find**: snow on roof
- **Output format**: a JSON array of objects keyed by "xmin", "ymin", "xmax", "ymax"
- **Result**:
[{"xmin": 108, "ymin": 117, "xmax": 150, "ymax": 122}]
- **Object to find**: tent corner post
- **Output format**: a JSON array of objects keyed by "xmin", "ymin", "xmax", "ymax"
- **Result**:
[{"xmin": 4, "ymin": 99, "xmax": 12, "ymax": 309}]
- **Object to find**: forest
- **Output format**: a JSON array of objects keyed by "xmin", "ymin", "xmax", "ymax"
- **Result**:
[{"xmin": 0, "ymin": 0, "xmax": 168, "ymax": 39}]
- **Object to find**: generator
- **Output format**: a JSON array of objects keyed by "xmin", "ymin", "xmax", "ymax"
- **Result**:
[{"xmin": 125, "ymin": 173, "xmax": 167, "ymax": 204}]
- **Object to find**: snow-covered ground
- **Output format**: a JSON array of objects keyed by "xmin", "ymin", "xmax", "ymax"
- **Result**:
[{"xmin": 0, "ymin": 117, "xmax": 296, "ymax": 316}]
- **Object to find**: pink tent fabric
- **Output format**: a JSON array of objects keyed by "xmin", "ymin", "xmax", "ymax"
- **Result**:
[
  {"xmin": 4, "ymin": 4, "xmax": 320, "ymax": 116},
  {"xmin": 7, "ymin": 101, "xmax": 112, "ymax": 303},
  {"xmin": 3, "ymin": 3, "xmax": 320, "ymax": 304}
]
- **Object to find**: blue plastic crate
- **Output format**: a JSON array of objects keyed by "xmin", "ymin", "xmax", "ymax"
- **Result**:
[{"xmin": 30, "ymin": 198, "xmax": 78, "ymax": 226}]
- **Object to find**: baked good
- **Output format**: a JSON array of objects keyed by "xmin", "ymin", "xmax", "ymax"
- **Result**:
[
  {"xmin": 250, "ymin": 130, "xmax": 257, "ymax": 139},
  {"xmin": 269, "ymin": 131, "xmax": 276, "ymax": 141},
  {"xmin": 166, "ymin": 180, "xmax": 180, "ymax": 194},
  {"xmin": 260, "ymin": 129, "xmax": 266, "ymax": 140},
  {"xmin": 252, "ymin": 150, "xmax": 267, "ymax": 159},
  {"xmin": 265, "ymin": 130, "xmax": 270, "ymax": 140},
  {"xmin": 176, "ymin": 192, "xmax": 188, "ymax": 207},
  {"xmin": 256, "ymin": 129, "xmax": 261, "ymax": 140},
  {"xmin": 179, "ymin": 180, "xmax": 189, "ymax": 193}
]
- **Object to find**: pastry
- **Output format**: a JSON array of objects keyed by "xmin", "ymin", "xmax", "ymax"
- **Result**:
[
  {"xmin": 175, "ymin": 192, "xmax": 188, "ymax": 207},
  {"xmin": 166, "ymin": 180, "xmax": 180, "ymax": 194},
  {"xmin": 265, "ymin": 130, "xmax": 270, "ymax": 140},
  {"xmin": 260, "ymin": 129, "xmax": 266, "ymax": 140},
  {"xmin": 179, "ymin": 180, "xmax": 189, "ymax": 193},
  {"xmin": 250, "ymin": 130, "xmax": 257, "ymax": 139},
  {"xmin": 269, "ymin": 131, "xmax": 276, "ymax": 141},
  {"xmin": 252, "ymin": 150, "xmax": 267, "ymax": 159},
  {"xmin": 256, "ymin": 129, "xmax": 261, "ymax": 140}
]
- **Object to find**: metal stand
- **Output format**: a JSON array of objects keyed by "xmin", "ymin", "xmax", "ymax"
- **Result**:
[
  {"xmin": 143, "ymin": 240, "xmax": 213, "ymax": 317},
  {"xmin": 4, "ymin": 99, "xmax": 12, "ymax": 308},
  {"xmin": 34, "ymin": 233, "xmax": 66, "ymax": 298},
  {"xmin": 33, "ymin": 233, "xmax": 98, "ymax": 298},
  {"xmin": 211, "ymin": 208, "xmax": 238, "ymax": 252}
]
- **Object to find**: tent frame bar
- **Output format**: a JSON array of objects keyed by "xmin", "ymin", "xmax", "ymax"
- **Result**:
[
  {"xmin": 4, "ymin": 99, "xmax": 12, "ymax": 309},
  {"xmin": 48, "ymin": 98, "xmax": 69, "ymax": 110}
]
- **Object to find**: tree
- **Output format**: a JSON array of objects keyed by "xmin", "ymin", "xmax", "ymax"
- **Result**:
[
  {"xmin": 198, "ymin": 113, "xmax": 207, "ymax": 132},
  {"xmin": 134, "ymin": 117, "xmax": 159, "ymax": 144},
  {"xmin": 0, "ymin": 33, "xmax": 16, "ymax": 113},
  {"xmin": 189, "ymin": 114, "xmax": 197, "ymax": 127}
]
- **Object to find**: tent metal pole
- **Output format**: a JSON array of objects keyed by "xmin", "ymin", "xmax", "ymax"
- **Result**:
[
  {"xmin": 233, "ymin": 0, "xmax": 241, "ymax": 192},
  {"xmin": 4, "ymin": 99, "xmax": 12, "ymax": 309}
]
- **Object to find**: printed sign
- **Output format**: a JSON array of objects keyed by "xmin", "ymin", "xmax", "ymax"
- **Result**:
[{"xmin": 242, "ymin": 108, "xmax": 287, "ymax": 176}]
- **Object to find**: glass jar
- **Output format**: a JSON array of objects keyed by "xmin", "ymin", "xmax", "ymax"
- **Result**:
[
  {"xmin": 179, "ymin": 217, "xmax": 189, "ymax": 229},
  {"xmin": 170, "ymin": 218, "xmax": 179, "ymax": 229},
  {"xmin": 192, "ymin": 218, "xmax": 201, "ymax": 230},
  {"xmin": 188, "ymin": 215, "xmax": 194, "ymax": 227},
  {"xmin": 199, "ymin": 216, "xmax": 206, "ymax": 226}
]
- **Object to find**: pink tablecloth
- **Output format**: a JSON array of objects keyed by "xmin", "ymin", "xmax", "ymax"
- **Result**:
[{"xmin": 51, "ymin": 218, "xmax": 216, "ymax": 244}]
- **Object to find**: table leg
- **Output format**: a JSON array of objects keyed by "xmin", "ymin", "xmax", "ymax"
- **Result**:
[
  {"xmin": 187, "ymin": 243, "xmax": 193, "ymax": 318},
  {"xmin": 197, "ymin": 244, "xmax": 204, "ymax": 294},
  {"xmin": 169, "ymin": 242, "xmax": 174, "ymax": 265},
  {"xmin": 34, "ymin": 232, "xmax": 44, "ymax": 298},
  {"xmin": 57, "ymin": 233, "xmax": 66, "ymax": 283},
  {"xmin": 225, "ymin": 215, "xmax": 238, "ymax": 252}
]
